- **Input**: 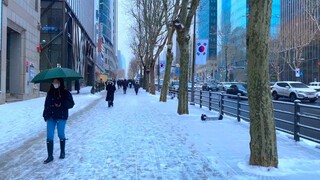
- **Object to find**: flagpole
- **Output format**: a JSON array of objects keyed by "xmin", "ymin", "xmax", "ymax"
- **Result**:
[{"xmin": 190, "ymin": 12, "xmax": 196, "ymax": 105}]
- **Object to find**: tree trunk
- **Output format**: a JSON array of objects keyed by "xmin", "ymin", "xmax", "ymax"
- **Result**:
[
  {"xmin": 176, "ymin": 34, "xmax": 189, "ymax": 115},
  {"xmin": 160, "ymin": 49, "xmax": 173, "ymax": 102},
  {"xmin": 143, "ymin": 67, "xmax": 147, "ymax": 90},
  {"xmin": 150, "ymin": 62, "xmax": 156, "ymax": 95},
  {"xmin": 247, "ymin": 0, "xmax": 278, "ymax": 167}
]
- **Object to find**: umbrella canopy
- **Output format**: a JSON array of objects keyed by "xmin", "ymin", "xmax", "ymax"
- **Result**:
[{"xmin": 31, "ymin": 67, "xmax": 83, "ymax": 83}]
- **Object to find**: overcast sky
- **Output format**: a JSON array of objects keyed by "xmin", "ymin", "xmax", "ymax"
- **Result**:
[{"xmin": 118, "ymin": 0, "xmax": 134, "ymax": 71}]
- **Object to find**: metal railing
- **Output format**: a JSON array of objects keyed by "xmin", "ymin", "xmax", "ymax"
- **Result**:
[{"xmin": 169, "ymin": 89, "xmax": 320, "ymax": 144}]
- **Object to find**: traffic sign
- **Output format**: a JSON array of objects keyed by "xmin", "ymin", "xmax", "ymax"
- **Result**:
[{"xmin": 295, "ymin": 68, "xmax": 300, "ymax": 77}]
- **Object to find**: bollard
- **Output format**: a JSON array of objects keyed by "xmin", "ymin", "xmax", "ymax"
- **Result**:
[
  {"xmin": 293, "ymin": 99, "xmax": 301, "ymax": 141},
  {"xmin": 218, "ymin": 91, "xmax": 224, "ymax": 120},
  {"xmin": 237, "ymin": 93, "xmax": 241, "ymax": 122}
]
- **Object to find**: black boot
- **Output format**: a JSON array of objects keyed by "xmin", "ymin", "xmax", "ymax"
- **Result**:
[
  {"xmin": 44, "ymin": 141, "xmax": 54, "ymax": 164},
  {"xmin": 108, "ymin": 101, "xmax": 111, "ymax": 107},
  {"xmin": 59, "ymin": 139, "xmax": 65, "ymax": 159}
]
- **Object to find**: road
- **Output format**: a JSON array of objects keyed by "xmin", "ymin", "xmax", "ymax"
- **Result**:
[{"xmin": 188, "ymin": 90, "xmax": 320, "ymax": 142}]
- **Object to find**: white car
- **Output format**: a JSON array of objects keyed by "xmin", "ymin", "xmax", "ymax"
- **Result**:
[
  {"xmin": 308, "ymin": 81, "xmax": 320, "ymax": 98},
  {"xmin": 271, "ymin": 81, "xmax": 317, "ymax": 103}
]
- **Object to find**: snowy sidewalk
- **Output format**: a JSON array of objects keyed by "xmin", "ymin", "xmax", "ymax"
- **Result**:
[{"xmin": 0, "ymin": 87, "xmax": 319, "ymax": 179}]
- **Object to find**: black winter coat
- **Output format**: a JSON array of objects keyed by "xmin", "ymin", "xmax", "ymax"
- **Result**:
[
  {"xmin": 43, "ymin": 89, "xmax": 75, "ymax": 121},
  {"xmin": 106, "ymin": 83, "xmax": 116, "ymax": 101}
]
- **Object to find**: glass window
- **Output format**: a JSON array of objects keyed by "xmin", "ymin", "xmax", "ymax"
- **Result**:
[{"xmin": 35, "ymin": 0, "xmax": 38, "ymax": 11}]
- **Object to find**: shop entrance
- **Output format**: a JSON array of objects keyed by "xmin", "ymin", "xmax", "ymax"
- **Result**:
[{"xmin": 6, "ymin": 27, "xmax": 22, "ymax": 101}]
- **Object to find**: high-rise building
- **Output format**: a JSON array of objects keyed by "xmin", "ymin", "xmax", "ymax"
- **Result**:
[
  {"xmin": 99, "ymin": 0, "xmax": 118, "ymax": 79},
  {"xmin": 217, "ymin": 0, "xmax": 281, "ymax": 82},
  {"xmin": 39, "ymin": 0, "xmax": 95, "ymax": 90},
  {"xmin": 280, "ymin": 0, "xmax": 320, "ymax": 83},
  {"xmin": 196, "ymin": 0, "xmax": 218, "ymax": 81}
]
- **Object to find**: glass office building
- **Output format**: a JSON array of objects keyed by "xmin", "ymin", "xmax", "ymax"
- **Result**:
[
  {"xmin": 40, "ymin": 0, "xmax": 95, "ymax": 90},
  {"xmin": 217, "ymin": 0, "xmax": 281, "ymax": 82},
  {"xmin": 196, "ymin": 0, "xmax": 218, "ymax": 81},
  {"xmin": 99, "ymin": 0, "xmax": 117, "ymax": 78},
  {"xmin": 280, "ymin": 0, "xmax": 320, "ymax": 83}
]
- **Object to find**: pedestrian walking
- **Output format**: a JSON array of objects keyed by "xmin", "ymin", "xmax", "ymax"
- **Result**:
[
  {"xmin": 105, "ymin": 80, "xmax": 116, "ymax": 107},
  {"xmin": 42, "ymin": 78, "xmax": 75, "ymax": 164},
  {"xmin": 75, "ymin": 80, "xmax": 80, "ymax": 94},
  {"xmin": 123, "ymin": 79, "xmax": 128, "ymax": 94},
  {"xmin": 117, "ymin": 79, "xmax": 122, "ymax": 89},
  {"xmin": 134, "ymin": 81, "xmax": 140, "ymax": 95}
]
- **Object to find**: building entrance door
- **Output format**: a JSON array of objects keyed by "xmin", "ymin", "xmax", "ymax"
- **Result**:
[{"xmin": 6, "ymin": 27, "xmax": 22, "ymax": 101}]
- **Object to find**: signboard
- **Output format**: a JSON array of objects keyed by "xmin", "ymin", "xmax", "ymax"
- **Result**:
[
  {"xmin": 295, "ymin": 68, "xmax": 300, "ymax": 77},
  {"xmin": 175, "ymin": 69, "xmax": 180, "ymax": 75}
]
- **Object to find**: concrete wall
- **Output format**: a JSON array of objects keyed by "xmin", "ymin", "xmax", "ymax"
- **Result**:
[{"xmin": 0, "ymin": 0, "xmax": 40, "ymax": 104}]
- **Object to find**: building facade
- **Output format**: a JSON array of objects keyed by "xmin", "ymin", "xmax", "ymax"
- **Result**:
[
  {"xmin": 279, "ymin": 0, "xmax": 320, "ymax": 83},
  {"xmin": 217, "ymin": 0, "xmax": 281, "ymax": 82},
  {"xmin": 196, "ymin": 0, "xmax": 218, "ymax": 82},
  {"xmin": 98, "ymin": 0, "xmax": 118, "ymax": 79},
  {"xmin": 39, "ymin": 0, "xmax": 95, "ymax": 91},
  {"xmin": 0, "ymin": 0, "xmax": 41, "ymax": 104}
]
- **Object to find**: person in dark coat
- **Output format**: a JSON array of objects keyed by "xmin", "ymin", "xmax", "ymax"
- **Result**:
[
  {"xmin": 75, "ymin": 80, "xmax": 80, "ymax": 94},
  {"xmin": 123, "ymin": 79, "xmax": 128, "ymax": 94},
  {"xmin": 105, "ymin": 80, "xmax": 116, "ymax": 107},
  {"xmin": 42, "ymin": 78, "xmax": 75, "ymax": 164},
  {"xmin": 116, "ymin": 79, "xmax": 122, "ymax": 89},
  {"xmin": 134, "ymin": 81, "xmax": 140, "ymax": 95}
]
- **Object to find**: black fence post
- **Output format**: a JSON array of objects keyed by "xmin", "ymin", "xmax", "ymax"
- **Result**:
[
  {"xmin": 293, "ymin": 99, "xmax": 301, "ymax": 141},
  {"xmin": 200, "ymin": 90, "xmax": 203, "ymax": 108},
  {"xmin": 218, "ymin": 91, "xmax": 224, "ymax": 120},
  {"xmin": 237, "ymin": 93, "xmax": 241, "ymax": 122},
  {"xmin": 209, "ymin": 91, "xmax": 212, "ymax": 111}
]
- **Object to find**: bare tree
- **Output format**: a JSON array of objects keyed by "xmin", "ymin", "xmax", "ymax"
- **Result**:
[
  {"xmin": 129, "ymin": 0, "xmax": 148, "ymax": 88},
  {"xmin": 247, "ymin": 0, "xmax": 278, "ymax": 167},
  {"xmin": 116, "ymin": 69, "xmax": 125, "ymax": 79},
  {"xmin": 281, "ymin": 12, "xmax": 318, "ymax": 75},
  {"xmin": 302, "ymin": 0, "xmax": 320, "ymax": 32},
  {"xmin": 268, "ymin": 36, "xmax": 285, "ymax": 81},
  {"xmin": 128, "ymin": 57, "xmax": 140, "ymax": 79},
  {"xmin": 174, "ymin": 0, "xmax": 200, "ymax": 115},
  {"xmin": 159, "ymin": 0, "xmax": 180, "ymax": 102},
  {"xmin": 130, "ymin": 0, "xmax": 167, "ymax": 95}
]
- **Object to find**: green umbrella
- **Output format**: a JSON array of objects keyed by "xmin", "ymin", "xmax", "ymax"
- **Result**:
[{"xmin": 31, "ymin": 67, "xmax": 83, "ymax": 83}]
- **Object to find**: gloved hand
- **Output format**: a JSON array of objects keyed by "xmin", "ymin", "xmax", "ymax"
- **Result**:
[{"xmin": 54, "ymin": 99, "xmax": 62, "ymax": 107}]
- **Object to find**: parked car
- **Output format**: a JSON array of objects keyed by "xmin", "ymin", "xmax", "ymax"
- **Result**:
[
  {"xmin": 195, "ymin": 82, "xmax": 203, "ymax": 90},
  {"xmin": 169, "ymin": 81, "xmax": 179, "ymax": 91},
  {"xmin": 188, "ymin": 82, "xmax": 192, "ymax": 92},
  {"xmin": 217, "ymin": 82, "xmax": 233, "ymax": 91},
  {"xmin": 202, "ymin": 82, "xmax": 218, "ymax": 91},
  {"xmin": 308, "ymin": 81, "xmax": 320, "ymax": 91},
  {"xmin": 271, "ymin": 81, "xmax": 317, "ymax": 103},
  {"xmin": 308, "ymin": 81, "xmax": 320, "ymax": 98},
  {"xmin": 226, "ymin": 83, "xmax": 248, "ymax": 96}
]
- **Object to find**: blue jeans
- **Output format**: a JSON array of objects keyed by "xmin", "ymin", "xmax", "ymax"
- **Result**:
[{"xmin": 47, "ymin": 119, "xmax": 66, "ymax": 141}]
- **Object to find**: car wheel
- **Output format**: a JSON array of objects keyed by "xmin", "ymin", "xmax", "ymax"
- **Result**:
[
  {"xmin": 272, "ymin": 92, "xmax": 278, "ymax": 100},
  {"xmin": 310, "ymin": 99, "xmax": 316, "ymax": 103},
  {"xmin": 290, "ymin": 93, "xmax": 296, "ymax": 102}
]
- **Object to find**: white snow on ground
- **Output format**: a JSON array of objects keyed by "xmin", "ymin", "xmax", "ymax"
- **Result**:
[{"xmin": 0, "ymin": 87, "xmax": 319, "ymax": 179}]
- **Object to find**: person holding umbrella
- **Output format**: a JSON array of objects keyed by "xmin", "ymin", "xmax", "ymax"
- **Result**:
[{"xmin": 42, "ymin": 78, "xmax": 75, "ymax": 164}]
